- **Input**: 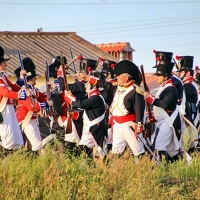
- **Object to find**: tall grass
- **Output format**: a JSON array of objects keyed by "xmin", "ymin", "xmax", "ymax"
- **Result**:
[{"xmin": 0, "ymin": 145, "xmax": 200, "ymax": 200}]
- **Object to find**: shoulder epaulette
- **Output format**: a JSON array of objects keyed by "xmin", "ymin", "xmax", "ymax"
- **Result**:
[{"xmin": 133, "ymin": 84, "xmax": 144, "ymax": 95}]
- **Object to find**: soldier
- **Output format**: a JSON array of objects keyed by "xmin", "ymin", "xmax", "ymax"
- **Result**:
[
  {"xmin": 84, "ymin": 60, "xmax": 145, "ymax": 159},
  {"xmin": 0, "ymin": 46, "xmax": 26, "ymax": 153},
  {"xmin": 152, "ymin": 51, "xmax": 184, "ymax": 161},
  {"xmin": 144, "ymin": 60, "xmax": 181, "ymax": 162},
  {"xmin": 49, "ymin": 56, "xmax": 82, "ymax": 156},
  {"xmin": 98, "ymin": 59, "xmax": 117, "ymax": 152},
  {"xmin": 58, "ymin": 57, "xmax": 109, "ymax": 158},
  {"xmin": 64, "ymin": 79, "xmax": 107, "ymax": 160},
  {"xmin": 176, "ymin": 56, "xmax": 199, "ymax": 154},
  {"xmin": 14, "ymin": 58, "xmax": 53, "ymax": 153}
]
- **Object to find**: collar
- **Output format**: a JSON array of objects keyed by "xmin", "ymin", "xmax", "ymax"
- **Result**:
[
  {"xmin": 28, "ymin": 84, "xmax": 34, "ymax": 89},
  {"xmin": 161, "ymin": 78, "xmax": 172, "ymax": 87},
  {"xmin": 0, "ymin": 71, "xmax": 5, "ymax": 77},
  {"xmin": 119, "ymin": 80, "xmax": 134, "ymax": 89},
  {"xmin": 88, "ymin": 89, "xmax": 100, "ymax": 97},
  {"xmin": 182, "ymin": 76, "xmax": 194, "ymax": 84}
]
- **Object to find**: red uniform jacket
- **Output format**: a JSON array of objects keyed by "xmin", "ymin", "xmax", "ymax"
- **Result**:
[
  {"xmin": 16, "ymin": 86, "xmax": 47, "ymax": 123},
  {"xmin": 0, "ymin": 75, "xmax": 21, "ymax": 105}
]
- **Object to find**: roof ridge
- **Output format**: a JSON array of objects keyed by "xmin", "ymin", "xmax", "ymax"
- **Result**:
[{"xmin": 0, "ymin": 31, "xmax": 76, "ymax": 35}]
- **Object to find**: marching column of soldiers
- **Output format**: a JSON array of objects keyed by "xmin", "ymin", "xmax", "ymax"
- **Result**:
[{"xmin": 0, "ymin": 44, "xmax": 200, "ymax": 165}]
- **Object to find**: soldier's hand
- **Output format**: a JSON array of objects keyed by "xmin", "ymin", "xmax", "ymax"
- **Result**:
[
  {"xmin": 67, "ymin": 111, "xmax": 74, "ymax": 117},
  {"xmin": 46, "ymin": 81, "xmax": 52, "ymax": 89},
  {"xmin": 64, "ymin": 90, "xmax": 71, "ymax": 97},
  {"xmin": 20, "ymin": 69, "xmax": 26, "ymax": 80},
  {"xmin": 25, "ymin": 89, "xmax": 31, "ymax": 97},
  {"xmin": 47, "ymin": 100, "xmax": 53, "ymax": 107},
  {"xmin": 143, "ymin": 91, "xmax": 150, "ymax": 98}
]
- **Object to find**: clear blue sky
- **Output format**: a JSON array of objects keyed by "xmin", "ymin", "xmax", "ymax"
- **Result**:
[{"xmin": 0, "ymin": 0, "xmax": 200, "ymax": 72}]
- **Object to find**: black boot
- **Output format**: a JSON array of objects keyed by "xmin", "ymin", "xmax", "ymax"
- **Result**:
[
  {"xmin": 64, "ymin": 142, "xmax": 77, "ymax": 158},
  {"xmin": 187, "ymin": 147, "xmax": 195, "ymax": 155},
  {"xmin": 1, "ymin": 148, "xmax": 17, "ymax": 157},
  {"xmin": 168, "ymin": 152, "xmax": 183, "ymax": 163},
  {"xmin": 78, "ymin": 145, "xmax": 93, "ymax": 160},
  {"xmin": 158, "ymin": 151, "xmax": 169, "ymax": 163}
]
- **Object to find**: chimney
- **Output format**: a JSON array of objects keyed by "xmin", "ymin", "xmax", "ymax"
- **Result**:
[
  {"xmin": 37, "ymin": 28, "xmax": 43, "ymax": 32},
  {"xmin": 119, "ymin": 52, "xmax": 124, "ymax": 61}
]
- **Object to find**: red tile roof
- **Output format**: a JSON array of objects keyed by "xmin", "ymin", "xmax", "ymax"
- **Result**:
[
  {"xmin": 95, "ymin": 42, "xmax": 135, "ymax": 53},
  {"xmin": 142, "ymin": 72, "xmax": 159, "ymax": 91}
]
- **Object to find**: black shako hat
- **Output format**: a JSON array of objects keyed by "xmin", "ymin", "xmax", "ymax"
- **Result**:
[
  {"xmin": 153, "ymin": 60, "xmax": 175, "ymax": 76},
  {"xmin": 153, "ymin": 50, "xmax": 173, "ymax": 65},
  {"xmin": 153, "ymin": 50, "xmax": 175, "ymax": 75},
  {"xmin": 112, "ymin": 60, "xmax": 142, "ymax": 85},
  {"xmin": 0, "ymin": 46, "xmax": 10, "ymax": 63},
  {"xmin": 14, "ymin": 57, "xmax": 38, "ymax": 80},
  {"xmin": 176, "ymin": 56, "xmax": 194, "ymax": 72},
  {"xmin": 79, "ymin": 58, "xmax": 97, "ymax": 75},
  {"xmin": 101, "ymin": 59, "xmax": 117, "ymax": 74},
  {"xmin": 49, "ymin": 56, "xmax": 67, "ymax": 78}
]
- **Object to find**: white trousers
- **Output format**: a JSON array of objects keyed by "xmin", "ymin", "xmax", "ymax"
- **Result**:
[
  {"xmin": 57, "ymin": 116, "xmax": 80, "ymax": 144},
  {"xmin": 0, "ymin": 105, "xmax": 23, "ymax": 149},
  {"xmin": 107, "ymin": 127, "xmax": 113, "ymax": 144},
  {"xmin": 111, "ymin": 121, "xmax": 145, "ymax": 156},
  {"xmin": 153, "ymin": 119, "xmax": 178, "ymax": 157},
  {"xmin": 24, "ymin": 119, "xmax": 42, "ymax": 151}
]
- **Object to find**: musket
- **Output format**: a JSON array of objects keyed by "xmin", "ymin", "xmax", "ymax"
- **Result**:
[
  {"xmin": 129, "ymin": 126, "xmax": 163, "ymax": 166},
  {"xmin": 140, "ymin": 65, "xmax": 153, "ymax": 145},
  {"xmin": 17, "ymin": 50, "xmax": 35, "ymax": 106},
  {"xmin": 61, "ymin": 51, "xmax": 73, "ymax": 134},
  {"xmin": 69, "ymin": 48, "xmax": 77, "ymax": 74},
  {"xmin": 45, "ymin": 61, "xmax": 58, "ymax": 133},
  {"xmin": 173, "ymin": 58, "xmax": 179, "ymax": 71},
  {"xmin": 33, "ymin": 40, "xmax": 77, "ymax": 75}
]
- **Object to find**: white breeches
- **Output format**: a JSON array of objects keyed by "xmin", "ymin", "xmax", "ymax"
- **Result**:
[
  {"xmin": 0, "ymin": 105, "xmax": 23, "ymax": 149},
  {"xmin": 111, "ymin": 121, "xmax": 145, "ymax": 156},
  {"xmin": 24, "ymin": 119, "xmax": 42, "ymax": 151},
  {"xmin": 107, "ymin": 127, "xmax": 113, "ymax": 144},
  {"xmin": 57, "ymin": 116, "xmax": 80, "ymax": 144},
  {"xmin": 153, "ymin": 119, "xmax": 178, "ymax": 157}
]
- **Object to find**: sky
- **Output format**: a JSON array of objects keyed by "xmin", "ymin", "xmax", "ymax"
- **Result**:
[{"xmin": 0, "ymin": 0, "xmax": 200, "ymax": 72}]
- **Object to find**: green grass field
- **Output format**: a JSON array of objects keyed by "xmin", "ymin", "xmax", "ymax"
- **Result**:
[{"xmin": 0, "ymin": 145, "xmax": 200, "ymax": 200}]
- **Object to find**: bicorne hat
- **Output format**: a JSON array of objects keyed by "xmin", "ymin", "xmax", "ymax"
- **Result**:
[
  {"xmin": 176, "ymin": 56, "xmax": 194, "ymax": 72},
  {"xmin": 0, "ymin": 46, "xmax": 10, "ymax": 63},
  {"xmin": 14, "ymin": 57, "xmax": 38, "ymax": 80},
  {"xmin": 112, "ymin": 60, "xmax": 142, "ymax": 85}
]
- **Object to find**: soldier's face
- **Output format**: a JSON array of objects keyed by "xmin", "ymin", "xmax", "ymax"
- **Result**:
[
  {"xmin": 85, "ymin": 82, "xmax": 91, "ymax": 93},
  {"xmin": 116, "ymin": 73, "xmax": 129, "ymax": 85},
  {"xmin": 179, "ymin": 70, "xmax": 190, "ymax": 79},
  {"xmin": 0, "ymin": 60, "xmax": 7, "ymax": 71},
  {"xmin": 77, "ymin": 72, "xmax": 86, "ymax": 81},
  {"xmin": 156, "ymin": 75, "xmax": 165, "ymax": 84},
  {"xmin": 28, "ymin": 77, "xmax": 36, "ymax": 86}
]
